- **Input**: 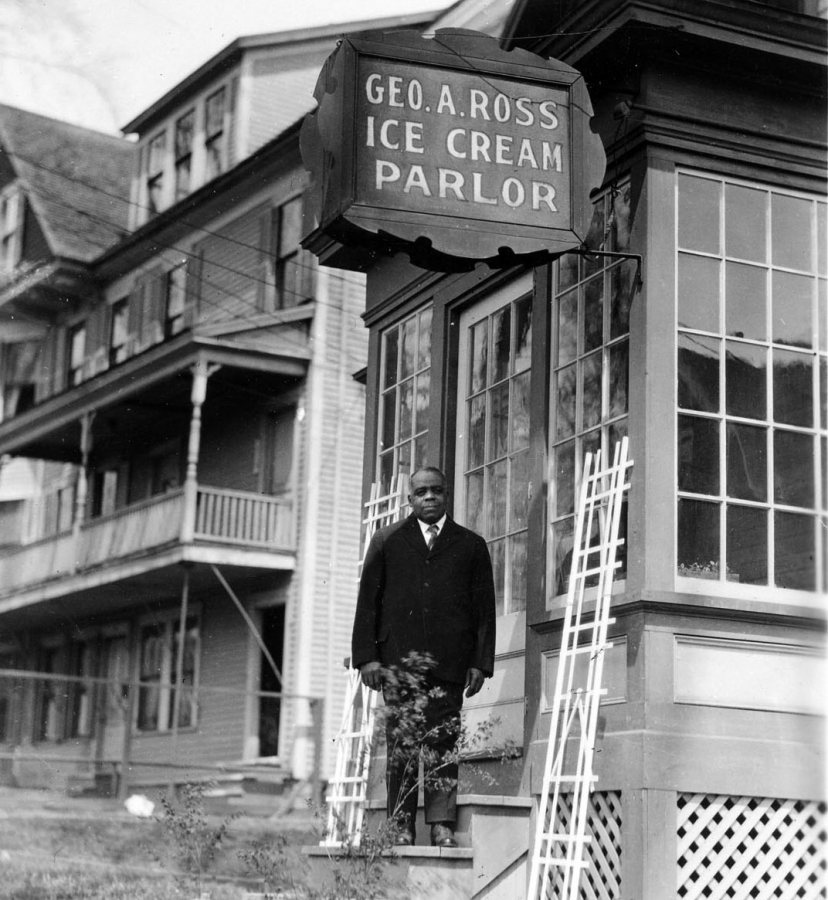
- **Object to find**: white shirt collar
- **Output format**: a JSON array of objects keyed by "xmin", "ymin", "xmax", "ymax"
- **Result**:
[{"xmin": 418, "ymin": 515, "xmax": 446, "ymax": 542}]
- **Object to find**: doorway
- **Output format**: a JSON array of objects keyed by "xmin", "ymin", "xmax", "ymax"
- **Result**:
[{"xmin": 258, "ymin": 606, "xmax": 285, "ymax": 759}]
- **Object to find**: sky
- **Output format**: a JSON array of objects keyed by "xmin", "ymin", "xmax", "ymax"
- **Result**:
[{"xmin": 0, "ymin": 0, "xmax": 447, "ymax": 134}]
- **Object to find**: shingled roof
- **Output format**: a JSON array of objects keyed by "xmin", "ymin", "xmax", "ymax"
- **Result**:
[{"xmin": 0, "ymin": 104, "xmax": 133, "ymax": 263}]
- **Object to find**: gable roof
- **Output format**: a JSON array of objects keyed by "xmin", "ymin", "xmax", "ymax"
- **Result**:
[{"xmin": 0, "ymin": 103, "xmax": 133, "ymax": 263}]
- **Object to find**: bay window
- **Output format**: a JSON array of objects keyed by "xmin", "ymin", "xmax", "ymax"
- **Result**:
[{"xmin": 676, "ymin": 171, "xmax": 827, "ymax": 593}]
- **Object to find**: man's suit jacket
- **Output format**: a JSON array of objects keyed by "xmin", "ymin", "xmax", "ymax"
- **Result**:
[{"xmin": 351, "ymin": 514, "xmax": 496, "ymax": 685}]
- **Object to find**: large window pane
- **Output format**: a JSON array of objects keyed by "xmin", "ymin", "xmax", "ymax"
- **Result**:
[
  {"xmin": 582, "ymin": 352, "xmax": 602, "ymax": 430},
  {"xmin": 678, "ymin": 333, "xmax": 720, "ymax": 413},
  {"xmin": 514, "ymin": 295, "xmax": 532, "ymax": 372},
  {"xmin": 468, "ymin": 395, "xmax": 486, "ymax": 469},
  {"xmin": 555, "ymin": 441, "xmax": 575, "ymax": 517},
  {"xmin": 726, "ymin": 261, "xmax": 766, "ymax": 340},
  {"xmin": 772, "ymin": 271, "xmax": 813, "ymax": 348},
  {"xmin": 678, "ymin": 254, "xmax": 720, "ymax": 331},
  {"xmin": 489, "ymin": 383, "xmax": 509, "ymax": 459},
  {"xmin": 775, "ymin": 511, "xmax": 815, "ymax": 591},
  {"xmin": 773, "ymin": 430, "xmax": 814, "ymax": 508},
  {"xmin": 583, "ymin": 276, "xmax": 603, "ymax": 352},
  {"xmin": 678, "ymin": 174, "xmax": 720, "ymax": 254},
  {"xmin": 610, "ymin": 260, "xmax": 634, "ymax": 339},
  {"xmin": 678, "ymin": 415, "xmax": 720, "ymax": 495},
  {"xmin": 772, "ymin": 194, "xmax": 812, "ymax": 272},
  {"xmin": 609, "ymin": 341, "xmax": 629, "ymax": 419},
  {"xmin": 725, "ymin": 341, "xmax": 766, "ymax": 420},
  {"xmin": 773, "ymin": 348, "xmax": 813, "ymax": 427},
  {"xmin": 557, "ymin": 290, "xmax": 577, "ymax": 366},
  {"xmin": 678, "ymin": 498, "xmax": 720, "ymax": 575},
  {"xmin": 727, "ymin": 505, "xmax": 768, "ymax": 585},
  {"xmin": 509, "ymin": 532, "xmax": 527, "ymax": 612},
  {"xmin": 471, "ymin": 320, "xmax": 488, "ymax": 393},
  {"xmin": 512, "ymin": 371, "xmax": 530, "ymax": 451},
  {"xmin": 510, "ymin": 451, "xmax": 529, "ymax": 530},
  {"xmin": 487, "ymin": 460, "xmax": 508, "ymax": 535},
  {"xmin": 492, "ymin": 306, "xmax": 511, "ymax": 383},
  {"xmin": 727, "ymin": 423, "xmax": 767, "ymax": 502},
  {"xmin": 556, "ymin": 364, "xmax": 577, "ymax": 440},
  {"xmin": 725, "ymin": 184, "xmax": 766, "ymax": 263},
  {"xmin": 490, "ymin": 538, "xmax": 506, "ymax": 616}
]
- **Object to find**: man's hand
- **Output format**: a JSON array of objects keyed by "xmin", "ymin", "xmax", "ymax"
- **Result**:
[
  {"xmin": 360, "ymin": 661, "xmax": 384, "ymax": 691},
  {"xmin": 464, "ymin": 667, "xmax": 484, "ymax": 698}
]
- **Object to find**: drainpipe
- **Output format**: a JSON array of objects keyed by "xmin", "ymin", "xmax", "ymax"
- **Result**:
[{"xmin": 72, "ymin": 411, "xmax": 95, "ymax": 572}]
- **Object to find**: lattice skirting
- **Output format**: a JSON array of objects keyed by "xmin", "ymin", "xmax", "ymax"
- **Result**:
[
  {"xmin": 545, "ymin": 790, "xmax": 623, "ymax": 900},
  {"xmin": 677, "ymin": 793, "xmax": 827, "ymax": 899}
]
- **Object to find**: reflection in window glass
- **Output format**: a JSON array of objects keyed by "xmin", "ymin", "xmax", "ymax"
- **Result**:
[
  {"xmin": 676, "ymin": 172, "xmax": 826, "ymax": 592},
  {"xmin": 550, "ymin": 183, "xmax": 632, "ymax": 600},
  {"xmin": 678, "ymin": 253, "xmax": 720, "ymax": 331},
  {"xmin": 460, "ymin": 290, "xmax": 533, "ymax": 614},
  {"xmin": 678, "ymin": 174, "xmax": 720, "ymax": 254},
  {"xmin": 377, "ymin": 307, "xmax": 431, "ymax": 492},
  {"xmin": 726, "ymin": 184, "xmax": 766, "ymax": 263}
]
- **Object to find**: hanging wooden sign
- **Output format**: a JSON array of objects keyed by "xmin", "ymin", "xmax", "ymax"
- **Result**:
[{"xmin": 301, "ymin": 29, "xmax": 605, "ymax": 269}]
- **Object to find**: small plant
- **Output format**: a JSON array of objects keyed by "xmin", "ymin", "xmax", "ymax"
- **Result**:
[
  {"xmin": 310, "ymin": 810, "xmax": 404, "ymax": 900},
  {"xmin": 155, "ymin": 781, "xmax": 236, "ymax": 896},
  {"xmin": 238, "ymin": 834, "xmax": 303, "ymax": 897}
]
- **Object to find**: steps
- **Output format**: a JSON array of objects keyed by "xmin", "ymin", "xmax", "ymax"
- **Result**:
[{"xmin": 305, "ymin": 794, "xmax": 533, "ymax": 899}]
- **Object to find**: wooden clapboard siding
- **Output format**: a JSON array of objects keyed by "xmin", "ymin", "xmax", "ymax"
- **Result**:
[
  {"xmin": 192, "ymin": 205, "xmax": 269, "ymax": 325},
  {"xmin": 198, "ymin": 404, "xmax": 260, "ymax": 494},
  {"xmin": 127, "ymin": 593, "xmax": 250, "ymax": 768}
]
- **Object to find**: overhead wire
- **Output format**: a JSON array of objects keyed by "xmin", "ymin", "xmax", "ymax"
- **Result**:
[{"xmin": 3, "ymin": 147, "xmax": 365, "ymax": 292}]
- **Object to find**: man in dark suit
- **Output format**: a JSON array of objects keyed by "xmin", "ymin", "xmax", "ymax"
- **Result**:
[{"xmin": 351, "ymin": 466, "xmax": 496, "ymax": 848}]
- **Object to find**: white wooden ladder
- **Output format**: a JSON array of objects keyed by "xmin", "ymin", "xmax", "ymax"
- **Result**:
[
  {"xmin": 527, "ymin": 437, "xmax": 633, "ymax": 900},
  {"xmin": 321, "ymin": 475, "xmax": 409, "ymax": 848}
]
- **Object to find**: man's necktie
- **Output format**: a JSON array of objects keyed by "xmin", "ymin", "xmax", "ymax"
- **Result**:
[{"xmin": 426, "ymin": 524, "xmax": 439, "ymax": 550}]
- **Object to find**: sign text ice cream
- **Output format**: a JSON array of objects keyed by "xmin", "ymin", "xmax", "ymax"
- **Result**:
[{"xmin": 355, "ymin": 60, "xmax": 571, "ymax": 228}]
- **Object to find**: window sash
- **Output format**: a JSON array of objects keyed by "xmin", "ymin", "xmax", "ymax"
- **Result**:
[{"xmin": 675, "ymin": 170, "xmax": 827, "ymax": 593}]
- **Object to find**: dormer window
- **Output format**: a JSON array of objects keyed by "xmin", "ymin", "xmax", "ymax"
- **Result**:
[
  {"xmin": 147, "ymin": 131, "xmax": 167, "ymax": 214},
  {"xmin": 204, "ymin": 88, "xmax": 226, "ymax": 180},
  {"xmin": 175, "ymin": 110, "xmax": 194, "ymax": 200},
  {"xmin": 0, "ymin": 186, "xmax": 22, "ymax": 273}
]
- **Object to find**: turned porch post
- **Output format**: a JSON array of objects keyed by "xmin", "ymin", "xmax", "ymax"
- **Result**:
[{"xmin": 180, "ymin": 359, "xmax": 215, "ymax": 543}]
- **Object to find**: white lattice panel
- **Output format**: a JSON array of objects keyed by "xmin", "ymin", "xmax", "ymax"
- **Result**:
[
  {"xmin": 677, "ymin": 793, "xmax": 828, "ymax": 899},
  {"xmin": 541, "ymin": 791, "xmax": 623, "ymax": 900}
]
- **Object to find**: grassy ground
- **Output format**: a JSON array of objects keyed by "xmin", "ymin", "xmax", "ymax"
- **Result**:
[{"xmin": 0, "ymin": 787, "xmax": 316, "ymax": 899}]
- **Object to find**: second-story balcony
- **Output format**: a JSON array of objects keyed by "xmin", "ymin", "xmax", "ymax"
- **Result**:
[{"xmin": 0, "ymin": 482, "xmax": 295, "ymax": 609}]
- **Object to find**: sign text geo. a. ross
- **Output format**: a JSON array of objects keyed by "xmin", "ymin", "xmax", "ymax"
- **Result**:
[{"xmin": 356, "ymin": 59, "xmax": 571, "ymax": 230}]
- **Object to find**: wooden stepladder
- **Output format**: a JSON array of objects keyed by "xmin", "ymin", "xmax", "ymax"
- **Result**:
[
  {"xmin": 321, "ymin": 474, "xmax": 409, "ymax": 848},
  {"xmin": 527, "ymin": 437, "xmax": 633, "ymax": 900}
]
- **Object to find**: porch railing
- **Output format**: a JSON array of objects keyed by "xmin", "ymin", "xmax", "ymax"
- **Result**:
[
  {"xmin": 0, "ymin": 485, "xmax": 295, "ymax": 596},
  {"xmin": 194, "ymin": 486, "xmax": 293, "ymax": 548}
]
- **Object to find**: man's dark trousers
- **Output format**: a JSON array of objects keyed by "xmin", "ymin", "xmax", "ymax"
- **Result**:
[{"xmin": 384, "ymin": 673, "xmax": 463, "ymax": 832}]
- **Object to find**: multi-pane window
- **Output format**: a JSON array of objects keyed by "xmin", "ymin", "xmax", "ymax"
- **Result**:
[
  {"xmin": 137, "ymin": 615, "xmax": 199, "ymax": 732},
  {"xmin": 275, "ymin": 197, "xmax": 303, "ymax": 308},
  {"xmin": 676, "ymin": 171, "xmax": 827, "ymax": 592},
  {"xmin": 109, "ymin": 298, "xmax": 129, "ymax": 365},
  {"xmin": 549, "ymin": 183, "xmax": 633, "ymax": 601},
  {"xmin": 146, "ymin": 131, "xmax": 166, "ymax": 214},
  {"xmin": 174, "ymin": 110, "xmax": 195, "ymax": 200},
  {"xmin": 165, "ymin": 263, "xmax": 187, "ymax": 338},
  {"xmin": 67, "ymin": 322, "xmax": 86, "ymax": 386},
  {"xmin": 204, "ymin": 88, "xmax": 226, "ymax": 181},
  {"xmin": 0, "ymin": 187, "xmax": 21, "ymax": 272},
  {"xmin": 377, "ymin": 307, "xmax": 432, "ymax": 492},
  {"xmin": 458, "ymin": 286, "xmax": 533, "ymax": 615}
]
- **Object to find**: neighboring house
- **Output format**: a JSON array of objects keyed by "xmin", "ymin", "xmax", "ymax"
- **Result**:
[
  {"xmin": 305, "ymin": 0, "xmax": 826, "ymax": 896},
  {"xmin": 0, "ymin": 13, "xmax": 431, "ymax": 794}
]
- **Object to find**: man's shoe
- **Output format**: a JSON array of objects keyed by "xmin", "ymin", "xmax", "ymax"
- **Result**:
[
  {"xmin": 430, "ymin": 823, "xmax": 457, "ymax": 848},
  {"xmin": 394, "ymin": 829, "xmax": 414, "ymax": 846}
]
